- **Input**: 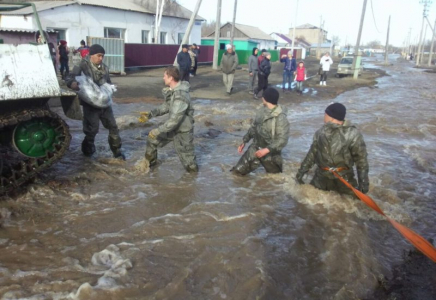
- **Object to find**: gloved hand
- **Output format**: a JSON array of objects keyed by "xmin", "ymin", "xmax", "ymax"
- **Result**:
[
  {"xmin": 138, "ymin": 111, "xmax": 150, "ymax": 123},
  {"xmin": 148, "ymin": 128, "xmax": 160, "ymax": 140},
  {"xmin": 295, "ymin": 172, "xmax": 305, "ymax": 185},
  {"xmin": 358, "ymin": 182, "xmax": 369, "ymax": 194}
]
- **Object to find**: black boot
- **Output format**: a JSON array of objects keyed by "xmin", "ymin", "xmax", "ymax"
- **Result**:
[{"xmin": 81, "ymin": 138, "xmax": 96, "ymax": 157}]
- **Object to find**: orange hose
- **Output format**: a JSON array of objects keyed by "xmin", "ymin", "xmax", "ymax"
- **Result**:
[{"xmin": 325, "ymin": 168, "xmax": 436, "ymax": 263}]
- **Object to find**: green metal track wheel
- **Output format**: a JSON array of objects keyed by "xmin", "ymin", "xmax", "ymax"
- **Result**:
[{"xmin": 12, "ymin": 117, "xmax": 63, "ymax": 158}]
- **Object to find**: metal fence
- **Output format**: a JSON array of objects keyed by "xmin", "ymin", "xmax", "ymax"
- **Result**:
[
  {"xmin": 125, "ymin": 44, "xmax": 214, "ymax": 69},
  {"xmin": 87, "ymin": 36, "xmax": 125, "ymax": 74}
]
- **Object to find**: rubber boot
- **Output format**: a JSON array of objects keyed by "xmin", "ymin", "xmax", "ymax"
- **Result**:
[{"xmin": 108, "ymin": 134, "xmax": 125, "ymax": 160}]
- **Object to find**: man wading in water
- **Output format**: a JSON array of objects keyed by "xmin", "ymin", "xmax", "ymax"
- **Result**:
[
  {"xmin": 140, "ymin": 66, "xmax": 198, "ymax": 172},
  {"xmin": 296, "ymin": 103, "xmax": 369, "ymax": 195},
  {"xmin": 232, "ymin": 87, "xmax": 290, "ymax": 175}
]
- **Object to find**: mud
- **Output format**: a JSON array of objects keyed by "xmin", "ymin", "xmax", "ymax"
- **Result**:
[{"xmin": 0, "ymin": 54, "xmax": 435, "ymax": 300}]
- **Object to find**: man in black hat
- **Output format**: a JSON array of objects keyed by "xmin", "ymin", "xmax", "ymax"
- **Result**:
[
  {"xmin": 296, "ymin": 103, "xmax": 369, "ymax": 195},
  {"xmin": 67, "ymin": 44, "xmax": 124, "ymax": 159},
  {"xmin": 232, "ymin": 87, "xmax": 290, "ymax": 175},
  {"xmin": 177, "ymin": 44, "xmax": 192, "ymax": 82}
]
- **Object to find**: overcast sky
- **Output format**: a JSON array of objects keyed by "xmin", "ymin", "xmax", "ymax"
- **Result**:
[{"xmin": 178, "ymin": 0, "xmax": 436, "ymax": 47}]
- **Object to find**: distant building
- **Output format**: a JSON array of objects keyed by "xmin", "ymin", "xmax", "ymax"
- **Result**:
[
  {"xmin": 0, "ymin": 0, "xmax": 205, "ymax": 46},
  {"xmin": 309, "ymin": 42, "xmax": 333, "ymax": 57},
  {"xmin": 206, "ymin": 22, "xmax": 276, "ymax": 50},
  {"xmin": 288, "ymin": 23, "xmax": 328, "ymax": 45},
  {"xmin": 270, "ymin": 32, "xmax": 310, "ymax": 59}
]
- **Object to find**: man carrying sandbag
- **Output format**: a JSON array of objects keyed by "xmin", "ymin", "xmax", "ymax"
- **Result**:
[{"xmin": 67, "ymin": 44, "xmax": 125, "ymax": 159}]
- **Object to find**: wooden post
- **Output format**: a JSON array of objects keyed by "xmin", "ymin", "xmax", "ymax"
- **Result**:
[
  {"xmin": 384, "ymin": 15, "xmax": 391, "ymax": 65},
  {"xmin": 353, "ymin": 0, "xmax": 368, "ymax": 79},
  {"xmin": 213, "ymin": 0, "xmax": 222, "ymax": 70},
  {"xmin": 230, "ymin": 0, "xmax": 238, "ymax": 47}
]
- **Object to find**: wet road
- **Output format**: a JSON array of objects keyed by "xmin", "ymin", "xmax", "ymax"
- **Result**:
[{"xmin": 0, "ymin": 56, "xmax": 435, "ymax": 299}]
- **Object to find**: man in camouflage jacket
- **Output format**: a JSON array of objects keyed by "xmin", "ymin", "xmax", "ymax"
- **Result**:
[
  {"xmin": 142, "ymin": 66, "xmax": 198, "ymax": 172},
  {"xmin": 233, "ymin": 87, "xmax": 290, "ymax": 175},
  {"xmin": 296, "ymin": 103, "xmax": 369, "ymax": 195}
]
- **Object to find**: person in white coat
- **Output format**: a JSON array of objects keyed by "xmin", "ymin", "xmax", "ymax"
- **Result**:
[{"xmin": 319, "ymin": 52, "xmax": 333, "ymax": 86}]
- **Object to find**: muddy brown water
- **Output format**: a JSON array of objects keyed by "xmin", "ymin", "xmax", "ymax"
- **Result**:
[{"xmin": 0, "ymin": 56, "xmax": 435, "ymax": 299}]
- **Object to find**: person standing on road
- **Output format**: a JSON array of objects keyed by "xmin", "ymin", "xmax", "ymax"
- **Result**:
[
  {"xmin": 67, "ymin": 44, "xmax": 125, "ymax": 159},
  {"xmin": 248, "ymin": 47, "xmax": 259, "ymax": 94},
  {"xmin": 319, "ymin": 52, "xmax": 333, "ymax": 86},
  {"xmin": 232, "ymin": 87, "xmax": 290, "ymax": 175},
  {"xmin": 258, "ymin": 49, "xmax": 267, "ymax": 67},
  {"xmin": 254, "ymin": 52, "xmax": 271, "ymax": 99},
  {"xmin": 191, "ymin": 43, "xmax": 200, "ymax": 76},
  {"xmin": 294, "ymin": 61, "xmax": 307, "ymax": 95},
  {"xmin": 221, "ymin": 44, "xmax": 239, "ymax": 95},
  {"xmin": 141, "ymin": 66, "xmax": 198, "ymax": 172},
  {"xmin": 188, "ymin": 45, "xmax": 196, "ymax": 77},
  {"xmin": 295, "ymin": 103, "xmax": 369, "ymax": 195},
  {"xmin": 280, "ymin": 51, "xmax": 297, "ymax": 93},
  {"xmin": 177, "ymin": 44, "xmax": 192, "ymax": 82},
  {"xmin": 75, "ymin": 40, "xmax": 90, "ymax": 58},
  {"xmin": 58, "ymin": 40, "xmax": 69, "ymax": 80}
]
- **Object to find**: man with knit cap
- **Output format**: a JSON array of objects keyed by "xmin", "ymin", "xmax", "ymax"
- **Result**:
[
  {"xmin": 232, "ymin": 87, "xmax": 290, "ymax": 175},
  {"xmin": 296, "ymin": 103, "xmax": 369, "ymax": 195},
  {"xmin": 177, "ymin": 44, "xmax": 192, "ymax": 82},
  {"xmin": 67, "ymin": 44, "xmax": 124, "ymax": 159}
]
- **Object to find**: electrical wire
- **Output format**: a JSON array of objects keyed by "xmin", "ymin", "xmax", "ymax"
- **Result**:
[{"xmin": 370, "ymin": 0, "xmax": 382, "ymax": 33}]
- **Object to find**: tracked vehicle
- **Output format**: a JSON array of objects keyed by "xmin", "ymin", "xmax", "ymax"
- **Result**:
[{"xmin": 0, "ymin": 3, "xmax": 80, "ymax": 194}]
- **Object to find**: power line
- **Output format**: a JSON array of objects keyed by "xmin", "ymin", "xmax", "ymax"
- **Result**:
[{"xmin": 370, "ymin": 0, "xmax": 381, "ymax": 33}]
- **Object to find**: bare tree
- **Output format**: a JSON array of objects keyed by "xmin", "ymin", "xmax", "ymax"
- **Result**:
[
  {"xmin": 365, "ymin": 40, "xmax": 382, "ymax": 48},
  {"xmin": 170, "ymin": 19, "xmax": 185, "ymax": 44},
  {"xmin": 201, "ymin": 20, "xmax": 216, "ymax": 37},
  {"xmin": 331, "ymin": 35, "xmax": 340, "ymax": 46},
  {"xmin": 135, "ymin": 0, "xmax": 182, "ymax": 43}
]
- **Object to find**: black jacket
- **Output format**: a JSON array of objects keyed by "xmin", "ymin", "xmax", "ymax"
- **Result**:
[
  {"xmin": 259, "ymin": 58, "xmax": 271, "ymax": 76},
  {"xmin": 59, "ymin": 45, "xmax": 68, "ymax": 62},
  {"xmin": 177, "ymin": 51, "xmax": 192, "ymax": 71},
  {"xmin": 67, "ymin": 56, "xmax": 112, "ymax": 87}
]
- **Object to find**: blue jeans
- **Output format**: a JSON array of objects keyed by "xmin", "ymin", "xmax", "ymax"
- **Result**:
[
  {"xmin": 296, "ymin": 81, "xmax": 304, "ymax": 92},
  {"xmin": 282, "ymin": 70, "xmax": 293, "ymax": 90}
]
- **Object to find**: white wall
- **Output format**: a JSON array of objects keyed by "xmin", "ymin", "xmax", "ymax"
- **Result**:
[
  {"xmin": 1, "ymin": 4, "xmax": 202, "ymax": 47},
  {"xmin": 252, "ymin": 39, "xmax": 276, "ymax": 50}
]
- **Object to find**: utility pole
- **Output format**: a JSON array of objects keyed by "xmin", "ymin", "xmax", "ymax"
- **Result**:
[
  {"xmin": 212, "ymin": 0, "xmax": 222, "ymax": 70},
  {"xmin": 316, "ymin": 16, "xmax": 323, "ymax": 59},
  {"xmin": 384, "ymin": 15, "xmax": 391, "ymax": 65},
  {"xmin": 416, "ymin": 0, "xmax": 431, "ymax": 66},
  {"xmin": 421, "ymin": 24, "xmax": 428, "ymax": 63},
  {"xmin": 230, "ymin": 0, "xmax": 238, "ymax": 47},
  {"xmin": 353, "ymin": 0, "xmax": 368, "ymax": 79},
  {"xmin": 291, "ymin": 0, "xmax": 299, "ymax": 52},
  {"xmin": 428, "ymin": 18, "xmax": 436, "ymax": 66},
  {"xmin": 173, "ymin": 0, "xmax": 202, "ymax": 65}
]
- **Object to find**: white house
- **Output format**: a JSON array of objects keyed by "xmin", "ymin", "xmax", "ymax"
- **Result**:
[
  {"xmin": 1, "ymin": 0, "xmax": 205, "ymax": 46},
  {"xmin": 270, "ymin": 32, "xmax": 309, "ymax": 59}
]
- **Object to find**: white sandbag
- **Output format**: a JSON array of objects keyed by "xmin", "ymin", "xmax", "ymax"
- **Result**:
[{"xmin": 75, "ymin": 74, "xmax": 115, "ymax": 108}]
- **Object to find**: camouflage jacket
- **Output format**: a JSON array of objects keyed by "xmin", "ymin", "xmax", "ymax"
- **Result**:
[
  {"xmin": 67, "ymin": 56, "xmax": 112, "ymax": 87},
  {"xmin": 150, "ymin": 81, "xmax": 194, "ymax": 134},
  {"xmin": 298, "ymin": 121, "xmax": 369, "ymax": 185},
  {"xmin": 243, "ymin": 105, "xmax": 290, "ymax": 154}
]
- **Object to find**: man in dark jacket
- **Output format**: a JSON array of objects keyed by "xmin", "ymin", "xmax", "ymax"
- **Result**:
[
  {"xmin": 58, "ymin": 40, "xmax": 69, "ymax": 79},
  {"xmin": 67, "ymin": 44, "xmax": 124, "ymax": 159},
  {"xmin": 258, "ymin": 49, "xmax": 267, "ymax": 67},
  {"xmin": 232, "ymin": 87, "xmax": 290, "ymax": 175},
  {"xmin": 221, "ymin": 44, "xmax": 239, "ymax": 95},
  {"xmin": 296, "ymin": 103, "xmax": 369, "ymax": 195},
  {"xmin": 280, "ymin": 51, "xmax": 297, "ymax": 92},
  {"xmin": 254, "ymin": 52, "xmax": 271, "ymax": 99},
  {"xmin": 141, "ymin": 66, "xmax": 198, "ymax": 172},
  {"xmin": 248, "ymin": 47, "xmax": 258, "ymax": 94},
  {"xmin": 177, "ymin": 44, "xmax": 192, "ymax": 82}
]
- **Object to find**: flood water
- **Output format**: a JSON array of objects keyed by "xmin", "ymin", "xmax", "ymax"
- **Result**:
[{"xmin": 0, "ymin": 56, "xmax": 435, "ymax": 299}]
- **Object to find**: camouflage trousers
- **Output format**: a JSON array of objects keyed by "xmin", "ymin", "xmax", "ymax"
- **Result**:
[
  {"xmin": 232, "ymin": 144, "xmax": 283, "ymax": 175},
  {"xmin": 145, "ymin": 130, "xmax": 198, "ymax": 172},
  {"xmin": 81, "ymin": 102, "xmax": 122, "ymax": 156},
  {"xmin": 310, "ymin": 169, "xmax": 358, "ymax": 196}
]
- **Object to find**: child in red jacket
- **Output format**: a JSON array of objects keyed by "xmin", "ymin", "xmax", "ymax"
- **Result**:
[{"xmin": 294, "ymin": 61, "xmax": 307, "ymax": 95}]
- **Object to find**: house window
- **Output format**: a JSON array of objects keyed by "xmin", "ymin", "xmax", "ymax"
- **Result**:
[
  {"xmin": 47, "ymin": 28, "xmax": 66, "ymax": 44},
  {"xmin": 226, "ymin": 31, "xmax": 230, "ymax": 38},
  {"xmin": 104, "ymin": 27, "xmax": 125, "ymax": 39},
  {"xmin": 178, "ymin": 33, "xmax": 185, "ymax": 44},
  {"xmin": 142, "ymin": 30, "xmax": 149, "ymax": 44},
  {"xmin": 160, "ymin": 32, "xmax": 167, "ymax": 44}
]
